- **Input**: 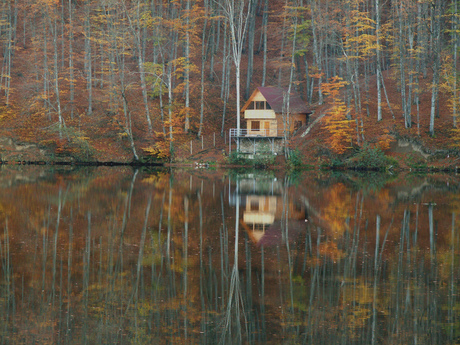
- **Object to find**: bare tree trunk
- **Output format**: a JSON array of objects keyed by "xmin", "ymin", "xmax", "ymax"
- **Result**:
[
  {"xmin": 221, "ymin": 40, "xmax": 231, "ymax": 137},
  {"xmin": 84, "ymin": 3, "xmax": 92, "ymax": 115},
  {"xmin": 429, "ymin": 0, "xmax": 442, "ymax": 136},
  {"xmin": 261, "ymin": 0, "xmax": 268, "ymax": 87},
  {"xmin": 3, "ymin": 0, "xmax": 16, "ymax": 107},
  {"xmin": 167, "ymin": 63, "xmax": 174, "ymax": 158},
  {"xmin": 198, "ymin": 0, "xmax": 209, "ymax": 138},
  {"xmin": 220, "ymin": 0, "xmax": 252, "ymax": 145},
  {"xmin": 184, "ymin": 0, "xmax": 191, "ymax": 132},
  {"xmin": 397, "ymin": 0, "xmax": 410, "ymax": 128},
  {"xmin": 68, "ymin": 0, "xmax": 74, "ymax": 119},
  {"xmin": 375, "ymin": 0, "xmax": 382, "ymax": 121},
  {"xmin": 283, "ymin": 0, "xmax": 300, "ymax": 158},
  {"xmin": 123, "ymin": 0, "xmax": 153, "ymax": 134},
  {"xmin": 278, "ymin": 0, "xmax": 288, "ymax": 87},
  {"xmin": 51, "ymin": 11, "xmax": 63, "ymax": 138},
  {"xmin": 452, "ymin": 0, "xmax": 458, "ymax": 127},
  {"xmin": 309, "ymin": 0, "xmax": 323, "ymax": 104},
  {"xmin": 43, "ymin": 20, "xmax": 49, "ymax": 116},
  {"xmin": 115, "ymin": 11, "xmax": 139, "ymax": 161},
  {"xmin": 245, "ymin": 0, "xmax": 256, "ymax": 99}
]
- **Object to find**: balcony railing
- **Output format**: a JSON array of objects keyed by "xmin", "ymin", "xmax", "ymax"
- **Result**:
[{"xmin": 229, "ymin": 128, "xmax": 283, "ymax": 137}]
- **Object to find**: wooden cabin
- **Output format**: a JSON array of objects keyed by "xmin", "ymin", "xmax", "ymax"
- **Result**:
[{"xmin": 241, "ymin": 87, "xmax": 311, "ymax": 137}]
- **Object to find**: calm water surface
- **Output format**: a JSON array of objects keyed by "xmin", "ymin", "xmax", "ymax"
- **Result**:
[{"xmin": 0, "ymin": 166, "xmax": 459, "ymax": 344}]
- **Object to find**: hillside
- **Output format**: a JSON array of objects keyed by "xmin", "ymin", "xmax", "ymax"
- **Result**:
[{"xmin": 0, "ymin": 0, "xmax": 457, "ymax": 167}]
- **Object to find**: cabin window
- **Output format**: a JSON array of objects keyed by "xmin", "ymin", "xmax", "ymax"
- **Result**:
[
  {"xmin": 294, "ymin": 120, "xmax": 303, "ymax": 130},
  {"xmin": 252, "ymin": 101, "xmax": 270, "ymax": 110},
  {"xmin": 251, "ymin": 121, "xmax": 260, "ymax": 131},
  {"xmin": 250, "ymin": 200, "xmax": 259, "ymax": 211},
  {"xmin": 255, "ymin": 101, "xmax": 265, "ymax": 109}
]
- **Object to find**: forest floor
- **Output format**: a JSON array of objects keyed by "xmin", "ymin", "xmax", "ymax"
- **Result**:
[
  {"xmin": 175, "ymin": 69, "xmax": 459, "ymax": 171},
  {"xmin": 0, "ymin": 67, "xmax": 458, "ymax": 170}
]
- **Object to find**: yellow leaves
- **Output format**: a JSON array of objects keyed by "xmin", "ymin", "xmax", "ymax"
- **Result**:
[
  {"xmin": 322, "ymin": 77, "xmax": 354, "ymax": 154},
  {"xmin": 450, "ymin": 128, "xmax": 460, "ymax": 149},
  {"xmin": 143, "ymin": 141, "xmax": 171, "ymax": 160},
  {"xmin": 0, "ymin": 105, "xmax": 15, "ymax": 122}
]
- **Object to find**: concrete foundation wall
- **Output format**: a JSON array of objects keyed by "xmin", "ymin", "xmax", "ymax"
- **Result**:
[{"xmin": 239, "ymin": 138, "xmax": 285, "ymax": 155}]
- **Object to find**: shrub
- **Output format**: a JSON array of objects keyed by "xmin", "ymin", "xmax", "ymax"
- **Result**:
[
  {"xmin": 287, "ymin": 148, "xmax": 303, "ymax": 168},
  {"xmin": 228, "ymin": 151, "xmax": 245, "ymax": 165},
  {"xmin": 351, "ymin": 144, "xmax": 397, "ymax": 170}
]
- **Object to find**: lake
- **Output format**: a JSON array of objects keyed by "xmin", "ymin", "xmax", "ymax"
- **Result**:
[{"xmin": 0, "ymin": 165, "xmax": 459, "ymax": 344}]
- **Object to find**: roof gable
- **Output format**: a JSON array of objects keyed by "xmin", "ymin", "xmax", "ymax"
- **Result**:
[{"xmin": 241, "ymin": 87, "xmax": 311, "ymax": 114}]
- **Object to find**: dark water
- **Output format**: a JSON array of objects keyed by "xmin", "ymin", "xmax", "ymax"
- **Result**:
[{"xmin": 0, "ymin": 166, "xmax": 459, "ymax": 344}]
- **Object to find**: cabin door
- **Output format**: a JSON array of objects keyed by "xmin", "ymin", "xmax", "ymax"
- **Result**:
[{"xmin": 264, "ymin": 121, "xmax": 270, "ymax": 136}]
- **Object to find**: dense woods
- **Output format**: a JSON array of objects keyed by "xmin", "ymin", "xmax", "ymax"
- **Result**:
[{"xmin": 0, "ymin": 0, "xmax": 458, "ymax": 161}]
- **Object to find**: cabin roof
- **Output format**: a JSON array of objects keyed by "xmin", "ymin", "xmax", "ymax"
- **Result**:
[{"xmin": 241, "ymin": 87, "xmax": 311, "ymax": 114}]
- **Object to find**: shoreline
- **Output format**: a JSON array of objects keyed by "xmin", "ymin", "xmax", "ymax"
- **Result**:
[{"xmin": 0, "ymin": 158, "xmax": 458, "ymax": 174}]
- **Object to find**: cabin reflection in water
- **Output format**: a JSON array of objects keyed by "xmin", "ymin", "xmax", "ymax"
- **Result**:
[{"xmin": 235, "ymin": 175, "xmax": 308, "ymax": 246}]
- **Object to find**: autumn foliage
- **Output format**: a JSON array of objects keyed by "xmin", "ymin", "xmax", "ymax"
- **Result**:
[{"xmin": 321, "ymin": 76, "xmax": 354, "ymax": 155}]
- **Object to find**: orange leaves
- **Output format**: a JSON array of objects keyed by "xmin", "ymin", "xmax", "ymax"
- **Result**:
[
  {"xmin": 322, "ymin": 76, "xmax": 347, "ymax": 104},
  {"xmin": 376, "ymin": 127, "xmax": 394, "ymax": 151},
  {"xmin": 322, "ymin": 76, "xmax": 354, "ymax": 155}
]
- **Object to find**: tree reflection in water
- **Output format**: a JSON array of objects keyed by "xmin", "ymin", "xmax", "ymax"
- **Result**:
[{"xmin": 0, "ymin": 167, "xmax": 458, "ymax": 344}]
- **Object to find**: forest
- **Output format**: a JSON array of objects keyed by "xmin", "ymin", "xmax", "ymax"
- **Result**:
[{"xmin": 0, "ymin": 0, "xmax": 458, "ymax": 163}]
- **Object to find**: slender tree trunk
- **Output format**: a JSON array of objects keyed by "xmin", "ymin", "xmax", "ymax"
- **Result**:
[
  {"xmin": 284, "ymin": 1, "xmax": 299, "ymax": 158},
  {"xmin": 43, "ymin": 20, "xmax": 49, "ymax": 115},
  {"xmin": 68, "ymin": 0, "xmax": 74, "ymax": 119},
  {"xmin": 51, "ymin": 12, "xmax": 63, "ymax": 137},
  {"xmin": 122, "ymin": 0, "xmax": 153, "ymax": 134},
  {"xmin": 184, "ymin": 0, "xmax": 191, "ymax": 132},
  {"xmin": 115, "ymin": 11, "xmax": 139, "ymax": 161},
  {"xmin": 309, "ymin": 0, "xmax": 323, "ymax": 104},
  {"xmin": 245, "ymin": 0, "xmax": 256, "ymax": 99},
  {"xmin": 198, "ymin": 0, "xmax": 209, "ymax": 138},
  {"xmin": 261, "ymin": 0, "xmax": 268, "ymax": 87},
  {"xmin": 397, "ymin": 0, "xmax": 410, "ymax": 128},
  {"xmin": 430, "ymin": 0, "xmax": 442, "ymax": 136},
  {"xmin": 220, "ymin": 13, "xmax": 228, "ymax": 99},
  {"xmin": 278, "ymin": 0, "xmax": 288, "ymax": 87},
  {"xmin": 221, "ymin": 40, "xmax": 231, "ymax": 137},
  {"xmin": 167, "ymin": 64, "xmax": 174, "ymax": 158},
  {"xmin": 138, "ymin": 54, "xmax": 152, "ymax": 135},
  {"xmin": 84, "ymin": 3, "xmax": 92, "ymax": 115},
  {"xmin": 375, "ymin": 0, "xmax": 382, "ymax": 121},
  {"xmin": 453, "ymin": 0, "xmax": 458, "ymax": 127},
  {"xmin": 3, "ymin": 0, "xmax": 16, "ymax": 107},
  {"xmin": 221, "ymin": 0, "xmax": 252, "ymax": 145}
]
